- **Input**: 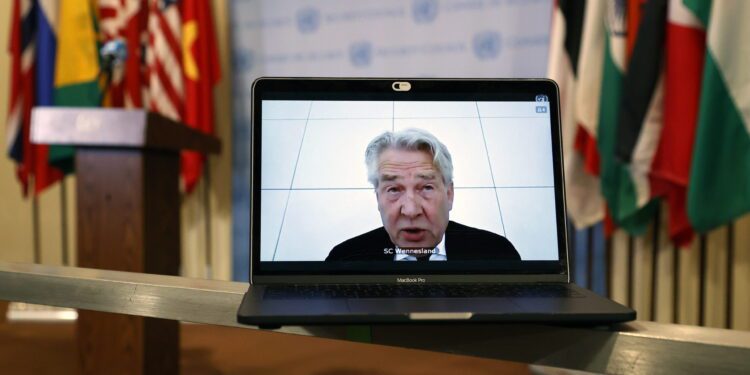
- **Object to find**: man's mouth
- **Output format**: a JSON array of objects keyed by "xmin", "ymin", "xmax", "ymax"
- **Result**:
[{"xmin": 400, "ymin": 228, "xmax": 426, "ymax": 242}]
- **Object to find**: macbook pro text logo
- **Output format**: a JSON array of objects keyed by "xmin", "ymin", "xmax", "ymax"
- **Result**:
[{"xmin": 396, "ymin": 277, "xmax": 427, "ymax": 283}]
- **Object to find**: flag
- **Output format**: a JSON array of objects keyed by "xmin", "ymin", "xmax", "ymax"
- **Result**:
[
  {"xmin": 52, "ymin": 0, "xmax": 101, "ymax": 174},
  {"xmin": 598, "ymin": 0, "xmax": 657, "ymax": 235},
  {"xmin": 649, "ymin": 0, "xmax": 706, "ymax": 246},
  {"xmin": 99, "ymin": 0, "xmax": 147, "ymax": 108},
  {"xmin": 32, "ymin": 0, "xmax": 65, "ymax": 191},
  {"xmin": 687, "ymin": 0, "xmax": 750, "ymax": 231},
  {"xmin": 6, "ymin": 0, "xmax": 64, "ymax": 195},
  {"xmin": 181, "ymin": 0, "xmax": 221, "ymax": 193},
  {"xmin": 35, "ymin": 0, "xmax": 56, "ymax": 108},
  {"xmin": 7, "ymin": 0, "xmax": 35, "ymax": 193},
  {"xmin": 548, "ymin": 0, "xmax": 606, "ymax": 229},
  {"xmin": 145, "ymin": 0, "xmax": 182, "ymax": 122},
  {"xmin": 614, "ymin": 0, "xmax": 667, "ymax": 230},
  {"xmin": 572, "ymin": 1, "xmax": 607, "ymax": 181}
]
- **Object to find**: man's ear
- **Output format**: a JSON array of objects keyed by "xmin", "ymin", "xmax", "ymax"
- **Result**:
[{"xmin": 447, "ymin": 182, "xmax": 454, "ymax": 210}]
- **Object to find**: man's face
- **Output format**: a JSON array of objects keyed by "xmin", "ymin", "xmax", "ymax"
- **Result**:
[{"xmin": 375, "ymin": 148, "xmax": 454, "ymax": 249}]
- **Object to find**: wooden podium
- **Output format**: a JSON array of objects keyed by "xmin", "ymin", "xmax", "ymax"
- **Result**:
[{"xmin": 31, "ymin": 107, "xmax": 220, "ymax": 374}]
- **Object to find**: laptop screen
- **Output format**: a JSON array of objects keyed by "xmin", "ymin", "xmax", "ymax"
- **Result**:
[{"xmin": 252, "ymin": 79, "xmax": 567, "ymax": 277}]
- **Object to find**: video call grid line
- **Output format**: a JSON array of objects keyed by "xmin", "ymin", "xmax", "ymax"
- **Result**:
[
  {"xmin": 473, "ymin": 101, "xmax": 507, "ymax": 234},
  {"xmin": 272, "ymin": 101, "xmax": 314, "ymax": 261}
]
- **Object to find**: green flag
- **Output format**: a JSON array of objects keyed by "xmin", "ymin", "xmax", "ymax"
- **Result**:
[{"xmin": 687, "ymin": 0, "xmax": 750, "ymax": 231}]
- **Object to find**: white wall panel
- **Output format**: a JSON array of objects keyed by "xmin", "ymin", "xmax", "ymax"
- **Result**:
[
  {"xmin": 496, "ymin": 187, "xmax": 558, "ymax": 260},
  {"xmin": 261, "ymin": 120, "xmax": 307, "ymax": 189},
  {"xmin": 449, "ymin": 188, "xmax": 505, "ymax": 237},
  {"xmin": 309, "ymin": 100, "xmax": 393, "ymax": 119},
  {"xmin": 482, "ymin": 117, "xmax": 555, "ymax": 187},
  {"xmin": 292, "ymin": 119, "xmax": 391, "ymax": 189},
  {"xmin": 274, "ymin": 189, "xmax": 382, "ymax": 261},
  {"xmin": 260, "ymin": 190, "xmax": 291, "ymax": 261},
  {"xmin": 262, "ymin": 100, "xmax": 312, "ymax": 119},
  {"xmin": 394, "ymin": 101, "xmax": 478, "ymax": 118}
]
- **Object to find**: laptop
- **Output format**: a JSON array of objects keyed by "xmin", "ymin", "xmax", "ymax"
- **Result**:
[{"xmin": 237, "ymin": 77, "xmax": 635, "ymax": 328}]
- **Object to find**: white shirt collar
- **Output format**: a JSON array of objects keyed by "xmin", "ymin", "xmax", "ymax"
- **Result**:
[{"xmin": 394, "ymin": 234, "xmax": 447, "ymax": 261}]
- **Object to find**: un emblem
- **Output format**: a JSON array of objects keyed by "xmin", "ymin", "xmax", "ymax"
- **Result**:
[
  {"xmin": 349, "ymin": 41, "xmax": 372, "ymax": 67},
  {"xmin": 412, "ymin": 0, "xmax": 438, "ymax": 24},
  {"xmin": 234, "ymin": 49, "xmax": 254, "ymax": 72},
  {"xmin": 472, "ymin": 31, "xmax": 502, "ymax": 60},
  {"xmin": 296, "ymin": 7, "xmax": 320, "ymax": 33}
]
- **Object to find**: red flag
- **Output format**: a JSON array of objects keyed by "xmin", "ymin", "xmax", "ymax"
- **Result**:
[
  {"xmin": 181, "ymin": 0, "xmax": 220, "ymax": 193},
  {"xmin": 7, "ymin": 0, "xmax": 63, "ymax": 196},
  {"xmin": 649, "ymin": 0, "xmax": 706, "ymax": 247}
]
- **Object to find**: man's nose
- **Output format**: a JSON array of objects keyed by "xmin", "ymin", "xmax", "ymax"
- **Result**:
[{"xmin": 400, "ymin": 192, "xmax": 422, "ymax": 217}]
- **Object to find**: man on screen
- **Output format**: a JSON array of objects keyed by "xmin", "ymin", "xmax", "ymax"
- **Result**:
[{"xmin": 326, "ymin": 128, "xmax": 520, "ymax": 261}]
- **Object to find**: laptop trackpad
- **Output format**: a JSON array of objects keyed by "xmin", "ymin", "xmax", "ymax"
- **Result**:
[{"xmin": 347, "ymin": 298, "xmax": 522, "ymax": 314}]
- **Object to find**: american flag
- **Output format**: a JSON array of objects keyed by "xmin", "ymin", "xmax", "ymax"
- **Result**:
[
  {"xmin": 146, "ymin": 0, "xmax": 183, "ymax": 121},
  {"xmin": 103, "ymin": 0, "xmax": 189, "ymax": 186}
]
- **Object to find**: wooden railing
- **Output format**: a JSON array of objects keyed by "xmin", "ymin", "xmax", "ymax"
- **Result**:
[
  {"xmin": 11, "ymin": 176, "xmax": 750, "ymax": 331},
  {"xmin": 569, "ymin": 205, "xmax": 750, "ymax": 330}
]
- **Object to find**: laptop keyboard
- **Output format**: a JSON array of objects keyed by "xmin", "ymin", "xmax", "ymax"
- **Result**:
[{"xmin": 263, "ymin": 283, "xmax": 584, "ymax": 299}]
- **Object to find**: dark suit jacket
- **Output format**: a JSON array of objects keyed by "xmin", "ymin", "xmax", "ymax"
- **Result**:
[{"xmin": 325, "ymin": 221, "xmax": 520, "ymax": 261}]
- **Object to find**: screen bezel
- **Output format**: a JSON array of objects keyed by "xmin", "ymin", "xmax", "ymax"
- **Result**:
[{"xmin": 250, "ymin": 77, "xmax": 569, "ymax": 284}]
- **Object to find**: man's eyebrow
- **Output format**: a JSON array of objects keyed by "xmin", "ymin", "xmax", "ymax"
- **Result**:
[
  {"xmin": 380, "ymin": 174, "xmax": 399, "ymax": 182},
  {"xmin": 415, "ymin": 172, "xmax": 436, "ymax": 180}
]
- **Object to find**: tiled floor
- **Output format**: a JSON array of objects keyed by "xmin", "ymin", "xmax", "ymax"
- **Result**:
[{"xmin": 261, "ymin": 100, "xmax": 559, "ymax": 261}]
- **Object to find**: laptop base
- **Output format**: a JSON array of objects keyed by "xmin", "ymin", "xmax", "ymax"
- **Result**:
[{"xmin": 238, "ymin": 283, "xmax": 635, "ymax": 328}]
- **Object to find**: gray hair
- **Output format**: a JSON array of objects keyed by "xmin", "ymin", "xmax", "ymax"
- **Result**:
[{"xmin": 365, "ymin": 128, "xmax": 453, "ymax": 188}]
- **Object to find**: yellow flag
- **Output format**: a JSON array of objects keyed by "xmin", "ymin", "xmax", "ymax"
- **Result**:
[{"xmin": 54, "ymin": 0, "xmax": 99, "ymax": 88}]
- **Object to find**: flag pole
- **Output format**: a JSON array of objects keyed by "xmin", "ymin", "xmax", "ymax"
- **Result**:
[
  {"xmin": 203, "ymin": 160, "xmax": 213, "ymax": 278},
  {"xmin": 726, "ymin": 223, "xmax": 734, "ymax": 329},
  {"xmin": 31, "ymin": 177, "xmax": 41, "ymax": 264},
  {"xmin": 60, "ymin": 177, "xmax": 69, "ymax": 266},
  {"xmin": 672, "ymin": 245, "xmax": 680, "ymax": 323}
]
